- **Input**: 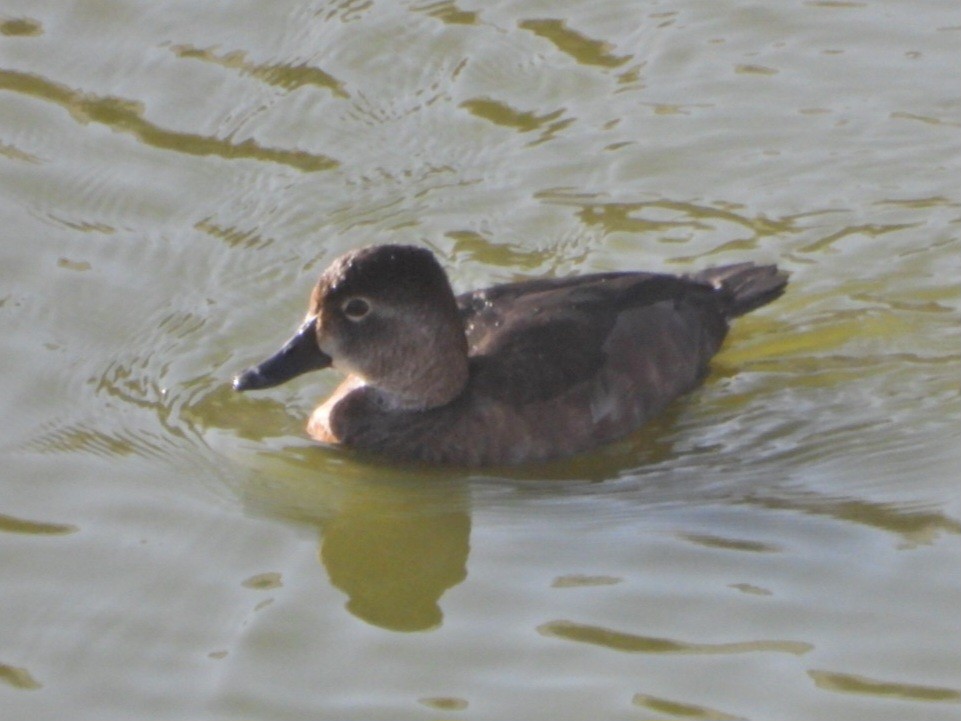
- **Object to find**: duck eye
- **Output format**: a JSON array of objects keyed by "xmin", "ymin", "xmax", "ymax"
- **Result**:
[{"xmin": 341, "ymin": 297, "xmax": 371, "ymax": 321}]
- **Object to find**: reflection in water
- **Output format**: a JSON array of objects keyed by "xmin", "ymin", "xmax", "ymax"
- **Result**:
[
  {"xmin": 518, "ymin": 19, "xmax": 631, "ymax": 69},
  {"xmin": 412, "ymin": 0, "xmax": 478, "ymax": 26},
  {"xmin": 459, "ymin": 98, "xmax": 573, "ymax": 145},
  {"xmin": 0, "ymin": 512, "xmax": 77, "ymax": 536},
  {"xmin": 444, "ymin": 228, "xmax": 590, "ymax": 272},
  {"xmin": 241, "ymin": 572, "xmax": 283, "ymax": 590},
  {"xmin": 808, "ymin": 669, "xmax": 961, "ymax": 704},
  {"xmin": 0, "ymin": 69, "xmax": 338, "ymax": 172},
  {"xmin": 735, "ymin": 64, "xmax": 779, "ymax": 77},
  {"xmin": 679, "ymin": 533, "xmax": 782, "ymax": 553},
  {"xmin": 23, "ymin": 422, "xmax": 159, "ymax": 460},
  {"xmin": 214, "ymin": 357, "xmax": 957, "ymax": 637},
  {"xmin": 184, "ymin": 382, "xmax": 304, "ymax": 443},
  {"xmin": 0, "ymin": 661, "xmax": 41, "ymax": 690},
  {"xmin": 195, "ymin": 217, "xmax": 275, "ymax": 251},
  {"xmin": 551, "ymin": 574, "xmax": 622, "ymax": 588},
  {"xmin": 538, "ymin": 620, "xmax": 812, "ymax": 656},
  {"xmin": 418, "ymin": 695, "xmax": 469, "ymax": 711},
  {"xmin": 0, "ymin": 140, "xmax": 41, "ymax": 164},
  {"xmin": 0, "ymin": 17, "xmax": 42, "ymax": 36},
  {"xmin": 739, "ymin": 492, "xmax": 961, "ymax": 548},
  {"xmin": 632, "ymin": 692, "xmax": 745, "ymax": 721},
  {"xmin": 548, "ymin": 195, "xmax": 799, "ymax": 247},
  {"xmin": 729, "ymin": 583, "xmax": 773, "ymax": 597},
  {"xmin": 321, "ymin": 496, "xmax": 470, "ymax": 632},
  {"xmin": 23, "ymin": 353, "xmax": 217, "ymax": 465},
  {"xmin": 795, "ymin": 222, "xmax": 917, "ymax": 254},
  {"xmin": 238, "ymin": 449, "xmax": 471, "ymax": 633},
  {"xmin": 170, "ymin": 44, "xmax": 349, "ymax": 98},
  {"xmin": 190, "ymin": 365, "xmax": 473, "ymax": 633}
]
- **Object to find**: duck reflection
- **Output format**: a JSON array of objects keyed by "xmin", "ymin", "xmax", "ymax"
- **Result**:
[
  {"xmin": 196, "ymin": 379, "xmax": 961, "ymax": 638},
  {"xmin": 321, "ymin": 494, "xmax": 469, "ymax": 632},
  {"xmin": 211, "ymin": 380, "xmax": 685, "ymax": 632},
  {"xmin": 236, "ymin": 441, "xmax": 470, "ymax": 633}
]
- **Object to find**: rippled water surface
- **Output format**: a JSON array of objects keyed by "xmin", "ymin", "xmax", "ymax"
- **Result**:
[{"xmin": 2, "ymin": 1, "xmax": 959, "ymax": 719}]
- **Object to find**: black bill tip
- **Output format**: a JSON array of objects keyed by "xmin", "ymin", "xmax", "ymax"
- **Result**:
[
  {"xmin": 233, "ymin": 367, "xmax": 275, "ymax": 392},
  {"xmin": 233, "ymin": 317, "xmax": 331, "ymax": 392}
]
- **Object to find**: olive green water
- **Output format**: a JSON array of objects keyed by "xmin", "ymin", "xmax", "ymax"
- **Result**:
[{"xmin": 1, "ymin": 1, "xmax": 959, "ymax": 719}]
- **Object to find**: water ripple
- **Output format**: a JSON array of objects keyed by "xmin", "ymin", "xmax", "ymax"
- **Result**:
[
  {"xmin": 23, "ymin": 421, "xmax": 172, "ymax": 461},
  {"xmin": 518, "ymin": 19, "xmax": 632, "ymax": 69},
  {"xmin": 0, "ymin": 69, "xmax": 339, "ymax": 172},
  {"xmin": 632, "ymin": 693, "xmax": 745, "ymax": 720},
  {"xmin": 460, "ymin": 97, "xmax": 570, "ymax": 140},
  {"xmin": 738, "ymin": 492, "xmax": 961, "ymax": 547},
  {"xmin": 538, "ymin": 620, "xmax": 813, "ymax": 655},
  {"xmin": 808, "ymin": 669, "xmax": 961, "ymax": 703},
  {"xmin": 170, "ymin": 44, "xmax": 348, "ymax": 98},
  {"xmin": 0, "ymin": 662, "xmax": 41, "ymax": 690},
  {"xmin": 0, "ymin": 17, "xmax": 42, "ymax": 37},
  {"xmin": 0, "ymin": 140, "xmax": 41, "ymax": 164},
  {"xmin": 412, "ymin": 1, "xmax": 479, "ymax": 26},
  {"xmin": 0, "ymin": 512, "xmax": 77, "ymax": 536}
]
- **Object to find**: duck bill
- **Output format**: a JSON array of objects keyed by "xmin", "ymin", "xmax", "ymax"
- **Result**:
[{"xmin": 233, "ymin": 317, "xmax": 331, "ymax": 392}]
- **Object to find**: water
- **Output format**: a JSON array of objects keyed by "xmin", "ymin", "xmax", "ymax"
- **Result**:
[{"xmin": 1, "ymin": 1, "xmax": 959, "ymax": 719}]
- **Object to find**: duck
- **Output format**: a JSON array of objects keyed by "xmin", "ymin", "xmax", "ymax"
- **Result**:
[{"xmin": 234, "ymin": 244, "xmax": 787, "ymax": 466}]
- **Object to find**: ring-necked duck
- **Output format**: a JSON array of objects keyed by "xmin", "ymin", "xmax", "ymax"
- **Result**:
[{"xmin": 234, "ymin": 244, "xmax": 787, "ymax": 465}]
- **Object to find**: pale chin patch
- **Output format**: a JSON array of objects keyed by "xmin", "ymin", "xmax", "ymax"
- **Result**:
[
  {"xmin": 321, "ymin": 343, "xmax": 369, "ymax": 387},
  {"xmin": 322, "ymin": 343, "xmax": 362, "ymax": 379},
  {"xmin": 313, "ymin": 319, "xmax": 339, "ymax": 364},
  {"xmin": 312, "ymin": 315, "xmax": 369, "ymax": 384}
]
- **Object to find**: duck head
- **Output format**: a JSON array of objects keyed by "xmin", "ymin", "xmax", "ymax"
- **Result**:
[{"xmin": 233, "ymin": 245, "xmax": 469, "ymax": 409}]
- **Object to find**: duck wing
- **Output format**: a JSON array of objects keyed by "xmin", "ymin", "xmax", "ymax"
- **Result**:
[{"xmin": 456, "ymin": 272, "xmax": 720, "ymax": 404}]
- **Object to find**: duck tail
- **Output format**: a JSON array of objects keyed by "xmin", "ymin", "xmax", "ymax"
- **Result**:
[{"xmin": 693, "ymin": 263, "xmax": 789, "ymax": 318}]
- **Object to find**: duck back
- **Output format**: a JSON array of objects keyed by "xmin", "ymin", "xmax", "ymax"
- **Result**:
[{"xmin": 324, "ymin": 265, "xmax": 785, "ymax": 465}]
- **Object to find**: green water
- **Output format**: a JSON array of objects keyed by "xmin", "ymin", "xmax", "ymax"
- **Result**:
[{"xmin": 1, "ymin": 1, "xmax": 959, "ymax": 719}]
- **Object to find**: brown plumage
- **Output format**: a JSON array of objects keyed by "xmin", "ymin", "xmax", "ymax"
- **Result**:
[{"xmin": 234, "ymin": 245, "xmax": 787, "ymax": 466}]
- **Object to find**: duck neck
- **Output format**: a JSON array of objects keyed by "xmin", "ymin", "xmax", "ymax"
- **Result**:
[
  {"xmin": 406, "ymin": 357, "xmax": 468, "ymax": 410},
  {"xmin": 357, "ymin": 313, "xmax": 468, "ymax": 411}
]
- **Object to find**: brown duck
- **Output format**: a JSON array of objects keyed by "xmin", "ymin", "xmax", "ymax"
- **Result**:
[{"xmin": 234, "ymin": 244, "xmax": 787, "ymax": 465}]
